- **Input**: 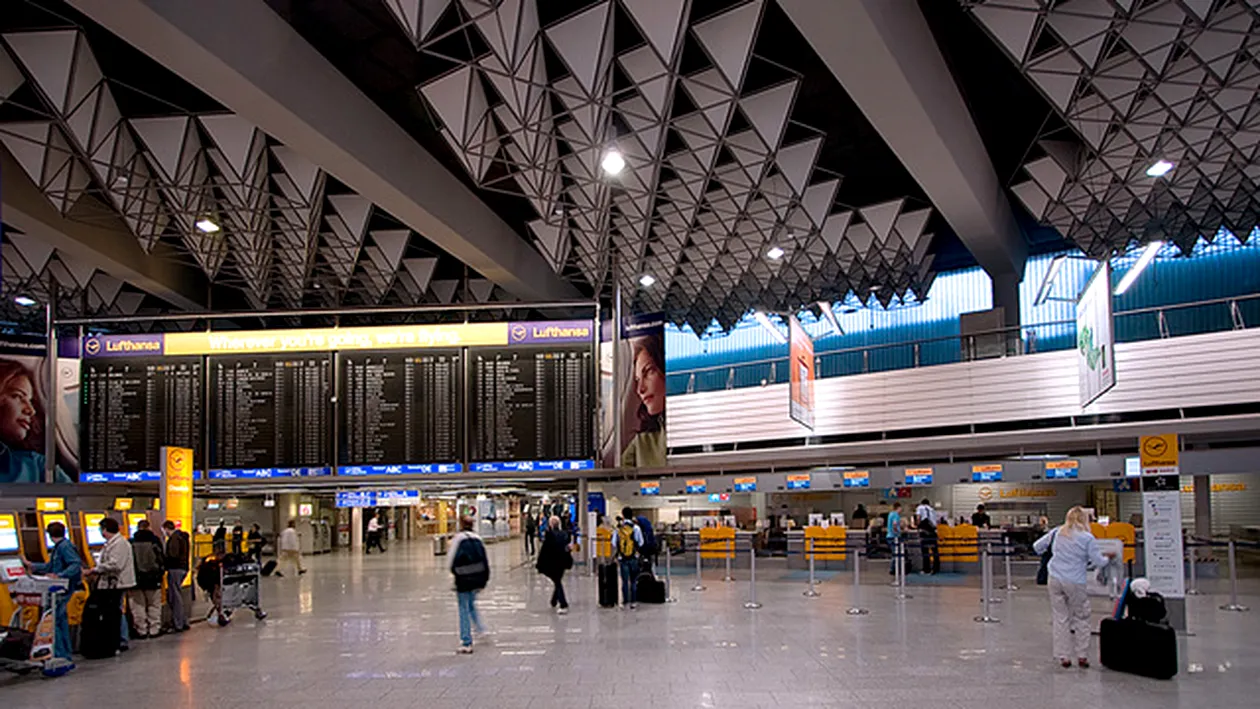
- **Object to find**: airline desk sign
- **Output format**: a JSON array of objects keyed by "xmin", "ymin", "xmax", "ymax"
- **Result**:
[
  {"xmin": 1045, "ymin": 460, "xmax": 1080, "ymax": 480},
  {"xmin": 971, "ymin": 464, "xmax": 1003, "ymax": 483},
  {"xmin": 905, "ymin": 468, "xmax": 934, "ymax": 486},
  {"xmin": 1139, "ymin": 434, "xmax": 1179, "ymax": 476},
  {"xmin": 842, "ymin": 470, "xmax": 870, "ymax": 488}
]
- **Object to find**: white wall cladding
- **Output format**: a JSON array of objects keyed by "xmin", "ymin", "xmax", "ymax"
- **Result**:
[{"xmin": 668, "ymin": 327, "xmax": 1260, "ymax": 449}]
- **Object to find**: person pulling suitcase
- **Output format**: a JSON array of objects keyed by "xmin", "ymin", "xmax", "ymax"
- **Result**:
[{"xmin": 1032, "ymin": 507, "xmax": 1116, "ymax": 669}]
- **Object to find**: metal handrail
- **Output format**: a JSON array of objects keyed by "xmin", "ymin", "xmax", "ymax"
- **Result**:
[{"xmin": 670, "ymin": 293, "xmax": 1260, "ymax": 378}]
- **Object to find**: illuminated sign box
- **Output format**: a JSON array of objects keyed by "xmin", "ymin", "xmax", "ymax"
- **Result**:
[
  {"xmin": 639, "ymin": 481, "xmax": 661, "ymax": 496},
  {"xmin": 842, "ymin": 470, "xmax": 870, "ymax": 488},
  {"xmin": 469, "ymin": 460, "xmax": 593, "ymax": 473},
  {"xmin": 786, "ymin": 473, "xmax": 811, "ymax": 490},
  {"xmin": 972, "ymin": 464, "xmax": 1003, "ymax": 483},
  {"xmin": 1045, "ymin": 460, "xmax": 1080, "ymax": 480},
  {"xmin": 733, "ymin": 476, "xmax": 757, "ymax": 492},
  {"xmin": 708, "ymin": 493, "xmax": 730, "ymax": 503},
  {"xmin": 339, "ymin": 463, "xmax": 463, "ymax": 476},
  {"xmin": 685, "ymin": 479, "xmax": 707, "ymax": 494},
  {"xmin": 36, "ymin": 498, "xmax": 65, "ymax": 512},
  {"xmin": 905, "ymin": 468, "xmax": 934, "ymax": 486}
]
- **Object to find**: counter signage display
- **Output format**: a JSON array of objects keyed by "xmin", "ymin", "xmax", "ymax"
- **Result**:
[
  {"xmin": 335, "ymin": 490, "xmax": 420, "ymax": 508},
  {"xmin": 905, "ymin": 468, "xmax": 933, "ymax": 486},
  {"xmin": 83, "ymin": 514, "xmax": 107, "ymax": 547},
  {"xmin": 81, "ymin": 356, "xmax": 203, "ymax": 484},
  {"xmin": 786, "ymin": 473, "xmax": 811, "ymax": 490},
  {"xmin": 340, "ymin": 351, "xmax": 463, "ymax": 475},
  {"xmin": 733, "ymin": 476, "xmax": 757, "ymax": 492},
  {"xmin": 43, "ymin": 512, "xmax": 68, "ymax": 549},
  {"xmin": 1044, "ymin": 460, "xmax": 1080, "ymax": 480},
  {"xmin": 470, "ymin": 346, "xmax": 594, "ymax": 471},
  {"xmin": 708, "ymin": 493, "xmax": 730, "ymax": 503},
  {"xmin": 0, "ymin": 515, "xmax": 18, "ymax": 553},
  {"xmin": 209, "ymin": 354, "xmax": 332, "ymax": 478},
  {"xmin": 639, "ymin": 481, "xmax": 660, "ymax": 496},
  {"xmin": 685, "ymin": 478, "xmax": 707, "ymax": 494},
  {"xmin": 842, "ymin": 470, "xmax": 870, "ymax": 488},
  {"xmin": 971, "ymin": 464, "xmax": 1003, "ymax": 483}
]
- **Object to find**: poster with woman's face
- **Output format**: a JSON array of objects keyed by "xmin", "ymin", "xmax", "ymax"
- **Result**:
[
  {"xmin": 0, "ymin": 337, "xmax": 80, "ymax": 483},
  {"xmin": 600, "ymin": 313, "xmax": 666, "ymax": 469}
]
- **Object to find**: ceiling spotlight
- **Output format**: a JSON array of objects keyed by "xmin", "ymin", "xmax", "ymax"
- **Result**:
[
  {"xmin": 766, "ymin": 246, "xmax": 785, "ymax": 260},
  {"xmin": 195, "ymin": 217, "xmax": 221, "ymax": 233},
  {"xmin": 1145, "ymin": 160, "xmax": 1175, "ymax": 178},
  {"xmin": 13, "ymin": 295, "xmax": 37, "ymax": 307},
  {"xmin": 638, "ymin": 274, "xmax": 655, "ymax": 287},
  {"xmin": 600, "ymin": 149, "xmax": 625, "ymax": 176}
]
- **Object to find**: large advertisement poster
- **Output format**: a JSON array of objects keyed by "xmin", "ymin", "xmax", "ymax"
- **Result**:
[
  {"xmin": 0, "ymin": 336, "xmax": 80, "ymax": 483},
  {"xmin": 601, "ymin": 312, "xmax": 666, "ymax": 468},
  {"xmin": 788, "ymin": 315, "xmax": 815, "ymax": 430},
  {"xmin": 1076, "ymin": 262, "xmax": 1115, "ymax": 407}
]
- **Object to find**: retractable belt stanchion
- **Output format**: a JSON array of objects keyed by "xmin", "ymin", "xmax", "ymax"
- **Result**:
[
  {"xmin": 1185, "ymin": 533, "xmax": 1199, "ymax": 596},
  {"xmin": 893, "ymin": 538, "xmax": 911, "ymax": 601},
  {"xmin": 985, "ymin": 539, "xmax": 1004, "ymax": 604},
  {"xmin": 846, "ymin": 547, "xmax": 869, "ymax": 616},
  {"xmin": 723, "ymin": 537, "xmax": 734, "ymax": 582},
  {"xmin": 803, "ymin": 538, "xmax": 821, "ymax": 598},
  {"xmin": 1001, "ymin": 535, "xmax": 1018, "ymax": 591},
  {"xmin": 743, "ymin": 534, "xmax": 761, "ymax": 610},
  {"xmin": 975, "ymin": 542, "xmax": 1000, "ymax": 623},
  {"xmin": 1220, "ymin": 539, "xmax": 1250, "ymax": 613},
  {"xmin": 664, "ymin": 534, "xmax": 677, "ymax": 603},
  {"xmin": 691, "ymin": 533, "xmax": 706, "ymax": 592}
]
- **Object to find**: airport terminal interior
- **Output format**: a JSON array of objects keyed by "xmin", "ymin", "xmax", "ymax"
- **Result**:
[{"xmin": 3, "ymin": 0, "xmax": 1260, "ymax": 706}]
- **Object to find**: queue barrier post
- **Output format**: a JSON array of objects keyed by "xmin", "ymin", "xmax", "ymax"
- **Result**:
[
  {"xmin": 691, "ymin": 534, "xmax": 706, "ymax": 592},
  {"xmin": 1000, "ymin": 535, "xmax": 1018, "ymax": 592},
  {"xmin": 846, "ymin": 546, "xmax": 869, "ymax": 616},
  {"xmin": 893, "ymin": 538, "xmax": 912, "ymax": 601},
  {"xmin": 804, "ymin": 538, "xmax": 821, "ymax": 598},
  {"xmin": 1220, "ymin": 540, "xmax": 1250, "ymax": 613},
  {"xmin": 974, "ymin": 542, "xmax": 1000, "ymax": 623},
  {"xmin": 1185, "ymin": 533, "xmax": 1199, "ymax": 596},
  {"xmin": 723, "ymin": 541, "xmax": 734, "ymax": 583},
  {"xmin": 743, "ymin": 535, "xmax": 762, "ymax": 610}
]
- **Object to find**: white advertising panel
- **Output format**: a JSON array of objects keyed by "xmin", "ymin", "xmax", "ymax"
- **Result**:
[{"xmin": 1076, "ymin": 262, "xmax": 1116, "ymax": 407}]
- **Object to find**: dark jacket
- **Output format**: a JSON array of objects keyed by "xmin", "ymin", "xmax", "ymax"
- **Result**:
[
  {"xmin": 131, "ymin": 529, "xmax": 166, "ymax": 590},
  {"xmin": 164, "ymin": 529, "xmax": 191, "ymax": 571},
  {"xmin": 535, "ymin": 528, "xmax": 571, "ymax": 578}
]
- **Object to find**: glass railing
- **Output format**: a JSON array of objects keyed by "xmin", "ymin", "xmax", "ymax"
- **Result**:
[{"xmin": 668, "ymin": 293, "xmax": 1260, "ymax": 395}]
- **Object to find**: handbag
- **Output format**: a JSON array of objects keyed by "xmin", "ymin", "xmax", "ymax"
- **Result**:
[{"xmin": 1036, "ymin": 530, "xmax": 1056, "ymax": 586}]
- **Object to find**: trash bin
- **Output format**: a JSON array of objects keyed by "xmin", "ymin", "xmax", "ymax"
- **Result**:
[{"xmin": 432, "ymin": 535, "xmax": 448, "ymax": 556}]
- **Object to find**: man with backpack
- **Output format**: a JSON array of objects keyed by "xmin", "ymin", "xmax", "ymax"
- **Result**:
[
  {"xmin": 915, "ymin": 499, "xmax": 940, "ymax": 576},
  {"xmin": 613, "ymin": 508, "xmax": 644, "ymax": 609},
  {"xmin": 449, "ymin": 516, "xmax": 489, "ymax": 654},
  {"xmin": 128, "ymin": 519, "xmax": 166, "ymax": 638},
  {"xmin": 631, "ymin": 508, "xmax": 658, "ymax": 570}
]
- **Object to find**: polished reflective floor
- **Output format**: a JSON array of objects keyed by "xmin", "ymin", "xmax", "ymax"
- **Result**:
[{"xmin": 2, "ymin": 539, "xmax": 1256, "ymax": 709}]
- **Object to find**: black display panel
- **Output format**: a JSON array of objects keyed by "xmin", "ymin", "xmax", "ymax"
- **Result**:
[
  {"xmin": 209, "ymin": 354, "xmax": 331, "ymax": 472},
  {"xmin": 470, "ymin": 346, "xmax": 593, "ymax": 466},
  {"xmin": 81, "ymin": 357, "xmax": 203, "ymax": 479},
  {"xmin": 340, "ymin": 351, "xmax": 462, "ymax": 473}
]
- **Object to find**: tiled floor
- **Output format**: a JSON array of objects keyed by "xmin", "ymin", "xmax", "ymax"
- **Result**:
[{"xmin": 2, "ymin": 539, "xmax": 1257, "ymax": 709}]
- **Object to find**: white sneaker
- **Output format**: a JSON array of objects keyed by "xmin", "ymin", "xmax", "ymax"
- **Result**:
[
  {"xmin": 557, "ymin": 607, "xmax": 569, "ymax": 615},
  {"xmin": 456, "ymin": 645, "xmax": 474, "ymax": 655}
]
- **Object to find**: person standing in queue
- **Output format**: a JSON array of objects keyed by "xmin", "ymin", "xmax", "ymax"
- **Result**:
[
  {"xmin": 23, "ymin": 521, "xmax": 81, "ymax": 671},
  {"xmin": 915, "ymin": 499, "xmax": 940, "ymax": 575},
  {"xmin": 450, "ymin": 516, "xmax": 489, "ymax": 654},
  {"xmin": 886, "ymin": 501, "xmax": 904, "ymax": 575},
  {"xmin": 275, "ymin": 519, "xmax": 306, "ymax": 577},
  {"xmin": 85, "ymin": 517, "xmax": 135, "ymax": 654},
  {"xmin": 247, "ymin": 523, "xmax": 264, "ymax": 563},
  {"xmin": 851, "ymin": 504, "xmax": 869, "ymax": 530},
  {"xmin": 523, "ymin": 511, "xmax": 537, "ymax": 556},
  {"xmin": 128, "ymin": 519, "xmax": 165, "ymax": 639},
  {"xmin": 536, "ymin": 515, "xmax": 572, "ymax": 614},
  {"xmin": 161, "ymin": 520, "xmax": 191, "ymax": 633},
  {"xmin": 1033, "ymin": 506, "xmax": 1115, "ymax": 669},
  {"xmin": 614, "ymin": 507, "xmax": 644, "ymax": 609}
]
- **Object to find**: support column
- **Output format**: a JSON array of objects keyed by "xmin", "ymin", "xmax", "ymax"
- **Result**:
[
  {"xmin": 1194, "ymin": 475, "xmax": 1212, "ymax": 541},
  {"xmin": 577, "ymin": 477, "xmax": 590, "ymax": 566},
  {"xmin": 992, "ymin": 272, "xmax": 1022, "ymax": 328},
  {"xmin": 351, "ymin": 508, "xmax": 364, "ymax": 552},
  {"xmin": 44, "ymin": 281, "xmax": 58, "ymax": 483}
]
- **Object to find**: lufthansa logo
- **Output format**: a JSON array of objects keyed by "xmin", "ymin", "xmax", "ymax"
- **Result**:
[
  {"xmin": 84, "ymin": 338, "xmax": 102, "ymax": 355},
  {"xmin": 978, "ymin": 486, "xmax": 994, "ymax": 502},
  {"xmin": 510, "ymin": 324, "xmax": 527, "ymax": 342}
]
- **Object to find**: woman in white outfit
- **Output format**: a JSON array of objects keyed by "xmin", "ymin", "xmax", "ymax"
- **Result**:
[{"xmin": 1033, "ymin": 506, "xmax": 1115, "ymax": 668}]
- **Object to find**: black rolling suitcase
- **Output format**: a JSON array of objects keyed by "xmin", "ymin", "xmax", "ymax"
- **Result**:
[
  {"xmin": 79, "ymin": 589, "xmax": 121, "ymax": 660},
  {"xmin": 1099, "ymin": 617, "xmax": 1178, "ymax": 679},
  {"xmin": 260, "ymin": 560, "xmax": 278, "ymax": 577},
  {"xmin": 636, "ymin": 571, "xmax": 666, "ymax": 604},
  {"xmin": 597, "ymin": 562, "xmax": 618, "ymax": 608}
]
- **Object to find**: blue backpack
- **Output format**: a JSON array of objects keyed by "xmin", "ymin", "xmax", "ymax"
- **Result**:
[
  {"xmin": 452, "ymin": 537, "xmax": 490, "ymax": 592},
  {"xmin": 636, "ymin": 516, "xmax": 657, "ymax": 555}
]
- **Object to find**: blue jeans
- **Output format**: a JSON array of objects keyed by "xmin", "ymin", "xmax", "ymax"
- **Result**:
[
  {"xmin": 888, "ymin": 537, "xmax": 900, "ymax": 574},
  {"xmin": 120, "ymin": 598, "xmax": 130, "ymax": 644},
  {"xmin": 619, "ymin": 558, "xmax": 640, "ymax": 605},
  {"xmin": 52, "ymin": 594, "xmax": 72, "ymax": 662},
  {"xmin": 457, "ymin": 591, "xmax": 484, "ymax": 647}
]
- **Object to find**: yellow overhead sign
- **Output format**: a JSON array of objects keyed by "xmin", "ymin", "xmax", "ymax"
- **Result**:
[
  {"xmin": 114, "ymin": 498, "xmax": 133, "ymax": 511},
  {"xmin": 1139, "ymin": 433, "xmax": 1179, "ymax": 475},
  {"xmin": 164, "ymin": 322, "xmax": 509, "ymax": 355},
  {"xmin": 36, "ymin": 498, "xmax": 64, "ymax": 512}
]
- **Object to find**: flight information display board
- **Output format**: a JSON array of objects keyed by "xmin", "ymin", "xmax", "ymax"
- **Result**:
[
  {"xmin": 469, "ymin": 346, "xmax": 594, "ymax": 471},
  {"xmin": 81, "ymin": 357, "xmax": 203, "ymax": 483},
  {"xmin": 340, "ymin": 351, "xmax": 463, "ymax": 475},
  {"xmin": 209, "ymin": 354, "xmax": 332, "ymax": 478}
]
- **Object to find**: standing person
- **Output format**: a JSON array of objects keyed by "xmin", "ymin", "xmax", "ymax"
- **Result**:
[
  {"xmin": 212, "ymin": 522, "xmax": 227, "ymax": 554},
  {"xmin": 22, "ymin": 521, "xmax": 81, "ymax": 670},
  {"xmin": 366, "ymin": 512, "xmax": 385, "ymax": 554},
  {"xmin": 523, "ymin": 512, "xmax": 537, "ymax": 556},
  {"xmin": 161, "ymin": 520, "xmax": 191, "ymax": 633},
  {"xmin": 536, "ymin": 515, "xmax": 572, "ymax": 614},
  {"xmin": 915, "ymin": 499, "xmax": 940, "ymax": 575},
  {"xmin": 84, "ymin": 517, "xmax": 134, "ymax": 655},
  {"xmin": 275, "ymin": 520, "xmax": 306, "ymax": 578},
  {"xmin": 851, "ymin": 504, "xmax": 869, "ymax": 530},
  {"xmin": 1033, "ymin": 506, "xmax": 1115, "ymax": 669},
  {"xmin": 886, "ymin": 501, "xmax": 904, "ymax": 575},
  {"xmin": 247, "ymin": 523, "xmax": 264, "ymax": 563},
  {"xmin": 128, "ymin": 519, "xmax": 165, "ymax": 639},
  {"xmin": 614, "ymin": 508, "xmax": 644, "ymax": 609},
  {"xmin": 971, "ymin": 505, "xmax": 992, "ymax": 529},
  {"xmin": 632, "ymin": 509, "xmax": 658, "ymax": 571},
  {"xmin": 450, "ymin": 516, "xmax": 489, "ymax": 654}
]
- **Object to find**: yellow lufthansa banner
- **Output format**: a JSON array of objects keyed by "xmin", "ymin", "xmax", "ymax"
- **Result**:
[
  {"xmin": 161, "ymin": 447, "xmax": 194, "ymax": 534},
  {"xmin": 163, "ymin": 322, "xmax": 510, "ymax": 355},
  {"xmin": 1139, "ymin": 433, "xmax": 1179, "ymax": 475}
]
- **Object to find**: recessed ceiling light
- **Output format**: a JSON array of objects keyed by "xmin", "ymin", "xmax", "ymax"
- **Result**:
[
  {"xmin": 195, "ymin": 217, "xmax": 220, "ymax": 233},
  {"xmin": 13, "ymin": 295, "xmax": 37, "ymax": 307},
  {"xmin": 600, "ymin": 149, "xmax": 625, "ymax": 176},
  {"xmin": 638, "ymin": 274, "xmax": 655, "ymax": 287},
  {"xmin": 766, "ymin": 246, "xmax": 785, "ymax": 260},
  {"xmin": 1145, "ymin": 160, "xmax": 1174, "ymax": 178}
]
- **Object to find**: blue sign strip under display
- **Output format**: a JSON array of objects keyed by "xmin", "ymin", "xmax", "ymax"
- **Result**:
[
  {"xmin": 842, "ymin": 477, "xmax": 870, "ymax": 488},
  {"xmin": 734, "ymin": 480, "xmax": 756, "ymax": 492},
  {"xmin": 1045, "ymin": 467, "xmax": 1079, "ymax": 480},
  {"xmin": 469, "ymin": 459, "xmax": 594, "ymax": 473},
  {"xmin": 209, "ymin": 466, "xmax": 333, "ymax": 480},
  {"xmin": 972, "ymin": 471, "xmax": 1003, "ymax": 483},
  {"xmin": 82, "ymin": 471, "xmax": 163, "ymax": 483},
  {"xmin": 905, "ymin": 473, "xmax": 933, "ymax": 486},
  {"xmin": 339, "ymin": 463, "xmax": 463, "ymax": 476},
  {"xmin": 335, "ymin": 490, "xmax": 420, "ymax": 508}
]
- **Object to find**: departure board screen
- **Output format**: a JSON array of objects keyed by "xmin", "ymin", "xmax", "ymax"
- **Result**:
[
  {"xmin": 209, "ymin": 354, "xmax": 331, "ymax": 477},
  {"xmin": 340, "ymin": 351, "xmax": 463, "ymax": 475},
  {"xmin": 469, "ymin": 346, "xmax": 594, "ymax": 471},
  {"xmin": 81, "ymin": 357, "xmax": 203, "ymax": 482}
]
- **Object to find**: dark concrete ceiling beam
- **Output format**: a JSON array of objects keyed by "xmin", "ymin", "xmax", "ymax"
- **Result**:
[{"xmin": 66, "ymin": 0, "xmax": 578, "ymax": 302}]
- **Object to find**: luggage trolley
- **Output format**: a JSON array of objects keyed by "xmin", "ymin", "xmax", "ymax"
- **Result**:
[
  {"xmin": 217, "ymin": 555, "xmax": 267, "ymax": 622},
  {"xmin": 0, "ymin": 558, "xmax": 74, "ymax": 677}
]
